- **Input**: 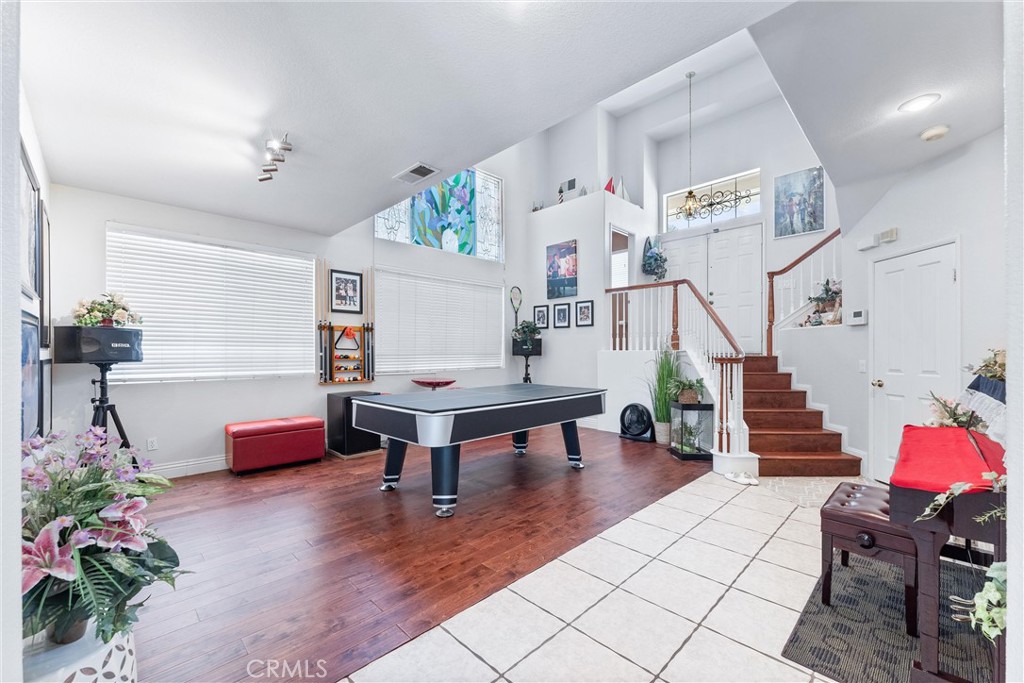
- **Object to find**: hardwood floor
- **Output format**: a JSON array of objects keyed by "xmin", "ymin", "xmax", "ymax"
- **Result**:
[{"xmin": 138, "ymin": 426, "xmax": 709, "ymax": 682}]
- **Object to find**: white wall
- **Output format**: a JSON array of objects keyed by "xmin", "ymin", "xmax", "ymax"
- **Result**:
[
  {"xmin": 775, "ymin": 128, "xmax": 1006, "ymax": 460},
  {"xmin": 47, "ymin": 140, "xmax": 544, "ymax": 475},
  {"xmin": 2, "ymin": 3, "xmax": 23, "ymax": 679},
  {"xmin": 657, "ymin": 96, "xmax": 841, "ymax": 273}
]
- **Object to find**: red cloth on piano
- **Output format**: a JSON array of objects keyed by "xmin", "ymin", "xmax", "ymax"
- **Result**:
[{"xmin": 890, "ymin": 425, "xmax": 1006, "ymax": 493}]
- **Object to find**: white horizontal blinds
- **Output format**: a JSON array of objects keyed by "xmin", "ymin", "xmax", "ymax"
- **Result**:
[
  {"xmin": 374, "ymin": 268, "xmax": 504, "ymax": 373},
  {"xmin": 106, "ymin": 226, "xmax": 315, "ymax": 382}
]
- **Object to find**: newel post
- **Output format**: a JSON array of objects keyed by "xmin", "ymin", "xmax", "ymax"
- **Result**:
[
  {"xmin": 766, "ymin": 273, "xmax": 776, "ymax": 356},
  {"xmin": 670, "ymin": 283, "xmax": 680, "ymax": 350}
]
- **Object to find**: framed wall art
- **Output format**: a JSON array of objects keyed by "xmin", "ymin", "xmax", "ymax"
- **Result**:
[
  {"xmin": 20, "ymin": 141, "xmax": 41, "ymax": 299},
  {"xmin": 39, "ymin": 201, "xmax": 52, "ymax": 347},
  {"xmin": 774, "ymin": 166, "xmax": 825, "ymax": 239},
  {"xmin": 330, "ymin": 269, "xmax": 363, "ymax": 314},
  {"xmin": 21, "ymin": 310, "xmax": 41, "ymax": 440},
  {"xmin": 533, "ymin": 305, "xmax": 549, "ymax": 329},
  {"xmin": 546, "ymin": 239, "xmax": 578, "ymax": 299},
  {"xmin": 575, "ymin": 300, "xmax": 594, "ymax": 327},
  {"xmin": 553, "ymin": 303, "xmax": 571, "ymax": 329}
]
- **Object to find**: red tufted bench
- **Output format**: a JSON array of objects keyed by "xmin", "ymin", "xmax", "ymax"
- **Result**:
[
  {"xmin": 820, "ymin": 482, "xmax": 918, "ymax": 636},
  {"xmin": 225, "ymin": 416, "xmax": 325, "ymax": 473}
]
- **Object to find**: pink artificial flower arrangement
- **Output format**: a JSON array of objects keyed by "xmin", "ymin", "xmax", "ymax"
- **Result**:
[
  {"xmin": 21, "ymin": 427, "xmax": 184, "ymax": 643},
  {"xmin": 925, "ymin": 392, "xmax": 987, "ymax": 431}
]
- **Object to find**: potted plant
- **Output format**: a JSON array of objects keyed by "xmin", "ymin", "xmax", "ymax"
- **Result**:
[
  {"xmin": 21, "ymin": 427, "xmax": 184, "ymax": 655},
  {"xmin": 72, "ymin": 292, "xmax": 142, "ymax": 327},
  {"xmin": 808, "ymin": 278, "xmax": 841, "ymax": 312},
  {"xmin": 511, "ymin": 320, "xmax": 542, "ymax": 356},
  {"xmin": 645, "ymin": 346, "xmax": 681, "ymax": 444},
  {"xmin": 669, "ymin": 376, "xmax": 705, "ymax": 404}
]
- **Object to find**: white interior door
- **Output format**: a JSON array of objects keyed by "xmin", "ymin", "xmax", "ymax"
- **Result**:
[
  {"xmin": 870, "ymin": 243, "xmax": 959, "ymax": 482},
  {"xmin": 663, "ymin": 233, "xmax": 707, "ymax": 292},
  {"xmin": 707, "ymin": 224, "xmax": 763, "ymax": 353}
]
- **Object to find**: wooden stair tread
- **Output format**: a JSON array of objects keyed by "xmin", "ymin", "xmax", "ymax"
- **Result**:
[
  {"xmin": 757, "ymin": 451, "xmax": 859, "ymax": 459},
  {"xmin": 744, "ymin": 389, "xmax": 804, "ymax": 393},
  {"xmin": 749, "ymin": 428, "xmax": 840, "ymax": 435},
  {"xmin": 744, "ymin": 408, "xmax": 821, "ymax": 413}
]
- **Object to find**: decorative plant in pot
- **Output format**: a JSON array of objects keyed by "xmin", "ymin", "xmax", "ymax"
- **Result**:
[
  {"xmin": 669, "ymin": 376, "xmax": 705, "ymax": 405},
  {"xmin": 21, "ymin": 427, "xmax": 184, "ymax": 647},
  {"xmin": 72, "ymin": 292, "xmax": 142, "ymax": 327},
  {"xmin": 645, "ymin": 346, "xmax": 681, "ymax": 445},
  {"xmin": 511, "ymin": 320, "xmax": 542, "ymax": 353},
  {"xmin": 808, "ymin": 278, "xmax": 841, "ymax": 312}
]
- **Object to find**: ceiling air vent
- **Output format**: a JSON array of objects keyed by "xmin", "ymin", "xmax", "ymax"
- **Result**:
[{"xmin": 393, "ymin": 163, "xmax": 440, "ymax": 184}]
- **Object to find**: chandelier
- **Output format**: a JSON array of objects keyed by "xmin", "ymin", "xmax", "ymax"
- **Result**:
[{"xmin": 677, "ymin": 72, "xmax": 753, "ymax": 222}]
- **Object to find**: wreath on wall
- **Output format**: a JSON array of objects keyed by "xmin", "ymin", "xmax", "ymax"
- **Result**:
[{"xmin": 641, "ymin": 237, "xmax": 667, "ymax": 282}]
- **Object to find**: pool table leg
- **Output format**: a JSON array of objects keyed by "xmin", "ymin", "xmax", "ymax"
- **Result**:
[
  {"xmin": 561, "ymin": 421, "xmax": 584, "ymax": 470},
  {"xmin": 379, "ymin": 439, "xmax": 408, "ymax": 491},
  {"xmin": 431, "ymin": 444, "xmax": 461, "ymax": 518},
  {"xmin": 512, "ymin": 430, "xmax": 529, "ymax": 457}
]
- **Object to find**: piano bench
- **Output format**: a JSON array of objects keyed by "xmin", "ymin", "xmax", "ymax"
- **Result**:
[{"xmin": 820, "ymin": 482, "xmax": 918, "ymax": 636}]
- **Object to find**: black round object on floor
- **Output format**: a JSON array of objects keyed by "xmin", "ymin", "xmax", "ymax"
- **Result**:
[{"xmin": 619, "ymin": 403, "xmax": 654, "ymax": 442}]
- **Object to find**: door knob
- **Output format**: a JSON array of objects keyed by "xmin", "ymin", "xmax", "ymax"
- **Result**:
[
  {"xmin": 709, "ymin": 300, "xmax": 715, "ymax": 305},
  {"xmin": 708, "ymin": 291, "xmax": 714, "ymax": 296},
  {"xmin": 871, "ymin": 379, "xmax": 885, "ymax": 388}
]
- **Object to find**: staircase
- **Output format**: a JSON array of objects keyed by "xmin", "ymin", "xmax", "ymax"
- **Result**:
[{"xmin": 743, "ymin": 355, "xmax": 860, "ymax": 476}]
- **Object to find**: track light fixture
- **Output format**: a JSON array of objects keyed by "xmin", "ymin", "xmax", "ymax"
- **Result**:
[{"xmin": 257, "ymin": 130, "xmax": 294, "ymax": 182}]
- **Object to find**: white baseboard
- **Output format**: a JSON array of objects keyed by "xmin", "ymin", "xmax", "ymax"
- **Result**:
[{"xmin": 150, "ymin": 454, "xmax": 228, "ymax": 479}]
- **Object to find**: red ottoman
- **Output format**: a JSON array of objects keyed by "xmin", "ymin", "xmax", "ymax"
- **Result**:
[{"xmin": 225, "ymin": 416, "xmax": 325, "ymax": 473}]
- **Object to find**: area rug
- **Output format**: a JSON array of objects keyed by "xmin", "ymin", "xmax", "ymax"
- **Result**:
[{"xmin": 782, "ymin": 553, "xmax": 994, "ymax": 683}]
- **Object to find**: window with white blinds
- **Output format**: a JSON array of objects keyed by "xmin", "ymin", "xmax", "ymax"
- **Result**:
[
  {"xmin": 105, "ymin": 225, "xmax": 315, "ymax": 382},
  {"xmin": 373, "ymin": 268, "xmax": 504, "ymax": 373}
]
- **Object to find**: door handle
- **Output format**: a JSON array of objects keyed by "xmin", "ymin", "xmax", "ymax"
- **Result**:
[
  {"xmin": 708, "ymin": 300, "xmax": 714, "ymax": 306},
  {"xmin": 871, "ymin": 379, "xmax": 885, "ymax": 388},
  {"xmin": 708, "ymin": 291, "xmax": 714, "ymax": 296}
]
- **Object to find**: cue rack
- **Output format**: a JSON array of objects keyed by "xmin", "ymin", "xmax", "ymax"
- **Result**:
[{"xmin": 316, "ymin": 258, "xmax": 375, "ymax": 385}]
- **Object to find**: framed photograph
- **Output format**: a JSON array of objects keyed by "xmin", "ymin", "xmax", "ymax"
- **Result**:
[
  {"xmin": 774, "ymin": 166, "xmax": 825, "ymax": 239},
  {"xmin": 41, "ymin": 358, "xmax": 52, "ymax": 437},
  {"xmin": 21, "ymin": 311, "xmax": 41, "ymax": 440},
  {"xmin": 330, "ymin": 269, "xmax": 363, "ymax": 314},
  {"xmin": 39, "ymin": 201, "xmax": 52, "ymax": 347},
  {"xmin": 546, "ymin": 239, "xmax": 578, "ymax": 299},
  {"xmin": 533, "ymin": 305, "xmax": 549, "ymax": 329},
  {"xmin": 20, "ymin": 141, "xmax": 41, "ymax": 298},
  {"xmin": 553, "ymin": 303, "xmax": 571, "ymax": 329},
  {"xmin": 575, "ymin": 300, "xmax": 594, "ymax": 327}
]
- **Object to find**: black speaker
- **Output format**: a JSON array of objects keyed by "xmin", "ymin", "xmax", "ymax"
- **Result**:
[
  {"xmin": 53, "ymin": 326, "xmax": 143, "ymax": 364},
  {"xmin": 619, "ymin": 403, "xmax": 655, "ymax": 442}
]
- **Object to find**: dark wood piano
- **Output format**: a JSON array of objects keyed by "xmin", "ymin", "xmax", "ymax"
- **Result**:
[{"xmin": 889, "ymin": 425, "xmax": 1008, "ymax": 683}]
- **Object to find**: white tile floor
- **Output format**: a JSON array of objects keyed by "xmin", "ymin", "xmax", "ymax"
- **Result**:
[{"xmin": 349, "ymin": 473, "xmax": 861, "ymax": 683}]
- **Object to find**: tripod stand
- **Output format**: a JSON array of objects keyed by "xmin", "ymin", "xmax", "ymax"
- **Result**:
[{"xmin": 91, "ymin": 362, "xmax": 132, "ymax": 449}]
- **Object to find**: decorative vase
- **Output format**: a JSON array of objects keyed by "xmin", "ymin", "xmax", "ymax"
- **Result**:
[
  {"xmin": 24, "ymin": 620, "xmax": 137, "ymax": 683},
  {"xmin": 654, "ymin": 421, "xmax": 670, "ymax": 445},
  {"xmin": 100, "ymin": 318, "xmax": 115, "ymax": 327},
  {"xmin": 678, "ymin": 389, "xmax": 700, "ymax": 405}
]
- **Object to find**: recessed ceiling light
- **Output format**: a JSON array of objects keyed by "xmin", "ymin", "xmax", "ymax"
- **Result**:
[
  {"xmin": 920, "ymin": 124, "xmax": 950, "ymax": 142},
  {"xmin": 898, "ymin": 93, "xmax": 941, "ymax": 113}
]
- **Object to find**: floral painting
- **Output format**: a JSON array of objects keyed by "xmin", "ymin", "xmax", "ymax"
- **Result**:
[{"xmin": 411, "ymin": 170, "xmax": 476, "ymax": 255}]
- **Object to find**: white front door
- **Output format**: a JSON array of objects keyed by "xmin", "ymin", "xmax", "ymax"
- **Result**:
[
  {"xmin": 707, "ymin": 225, "xmax": 762, "ymax": 354},
  {"xmin": 869, "ymin": 242, "xmax": 959, "ymax": 482},
  {"xmin": 660, "ymin": 223, "xmax": 763, "ymax": 354}
]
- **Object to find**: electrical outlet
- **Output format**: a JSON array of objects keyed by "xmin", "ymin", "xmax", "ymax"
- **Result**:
[{"xmin": 146, "ymin": 437, "xmax": 158, "ymax": 451}]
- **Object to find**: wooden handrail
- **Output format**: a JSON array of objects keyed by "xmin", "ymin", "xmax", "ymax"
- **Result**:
[
  {"xmin": 604, "ymin": 279, "xmax": 743, "ymax": 358},
  {"xmin": 766, "ymin": 228, "xmax": 841, "ymax": 278},
  {"xmin": 766, "ymin": 227, "xmax": 842, "ymax": 356}
]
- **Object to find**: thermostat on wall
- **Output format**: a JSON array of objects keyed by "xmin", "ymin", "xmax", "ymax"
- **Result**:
[{"xmin": 847, "ymin": 309, "xmax": 868, "ymax": 326}]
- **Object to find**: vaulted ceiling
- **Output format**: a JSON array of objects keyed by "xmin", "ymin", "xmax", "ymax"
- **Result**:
[{"xmin": 20, "ymin": 1, "xmax": 789, "ymax": 235}]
